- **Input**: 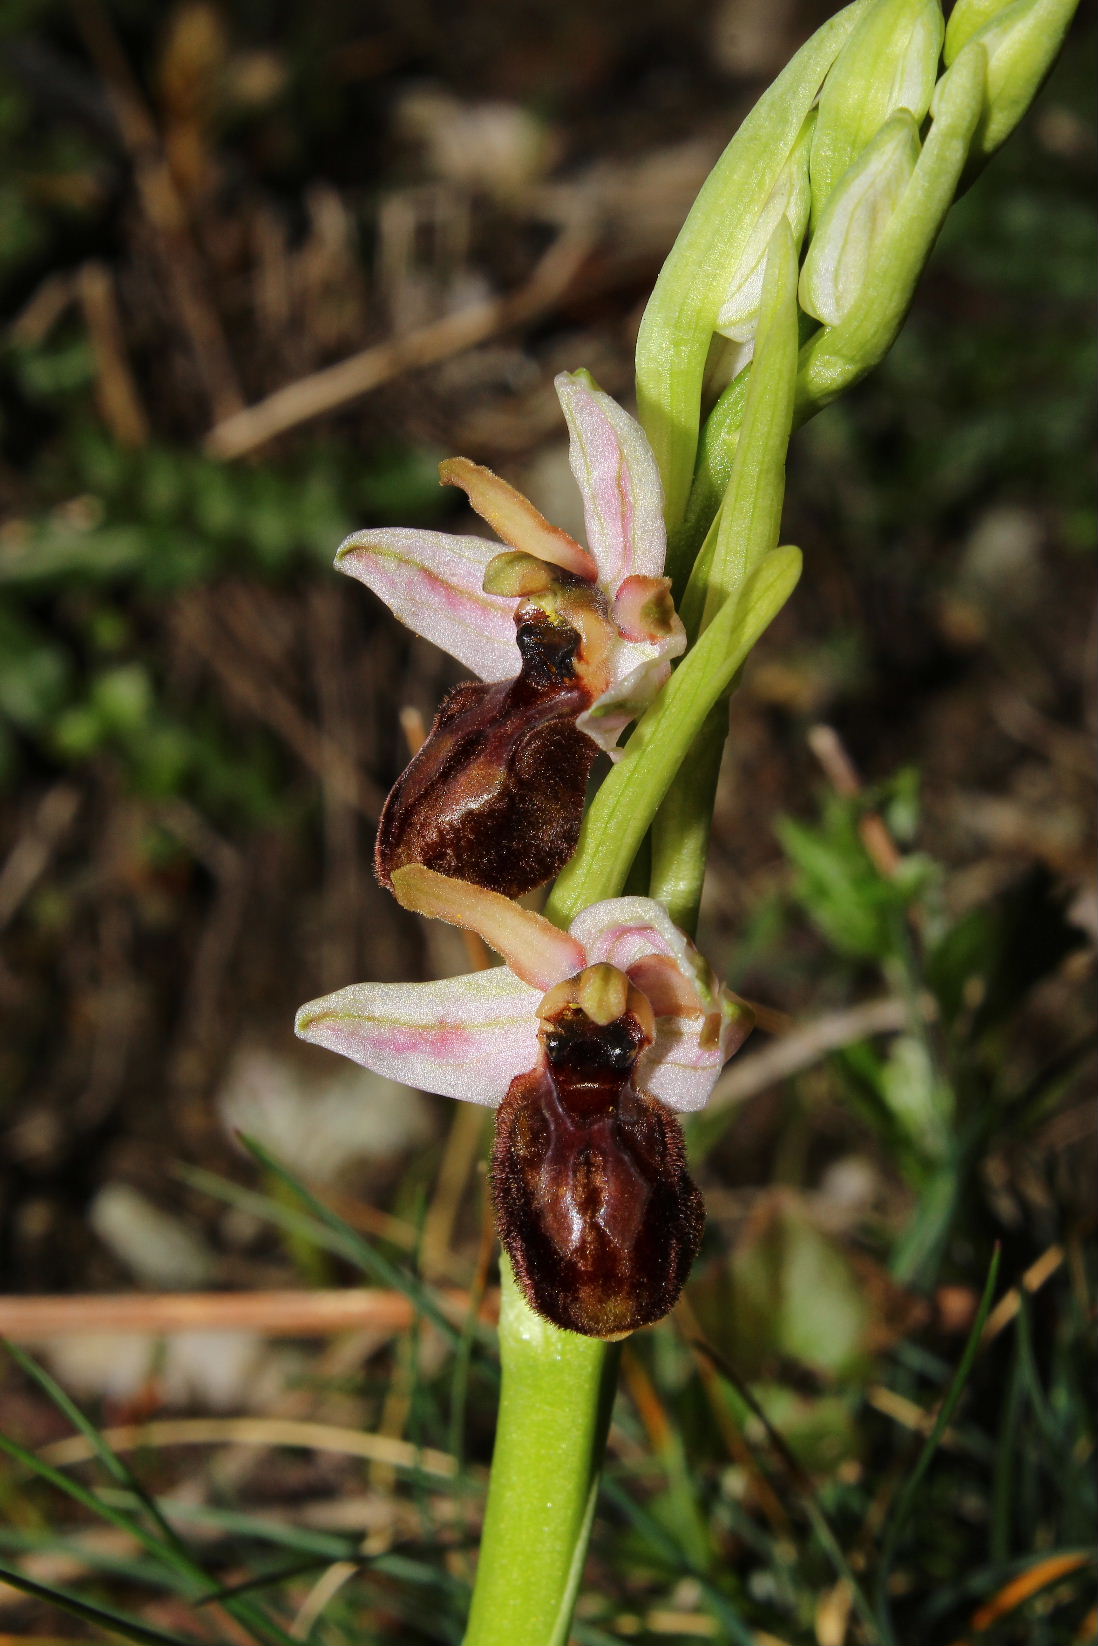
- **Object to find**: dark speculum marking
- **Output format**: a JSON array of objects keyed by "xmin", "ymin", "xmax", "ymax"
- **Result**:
[
  {"xmin": 492, "ymin": 1004, "xmax": 705, "ymax": 1338},
  {"xmin": 375, "ymin": 610, "xmax": 597, "ymax": 898}
]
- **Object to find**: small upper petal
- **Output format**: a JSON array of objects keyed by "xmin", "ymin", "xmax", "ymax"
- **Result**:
[
  {"xmin": 576, "ymin": 651, "xmax": 675, "ymax": 758},
  {"xmin": 391, "ymin": 865, "xmax": 585, "ymax": 991},
  {"xmin": 440, "ymin": 458, "xmax": 597, "ymax": 581},
  {"xmin": 336, "ymin": 526, "xmax": 519, "ymax": 681},
  {"xmin": 295, "ymin": 967, "xmax": 542, "ymax": 1107},
  {"xmin": 555, "ymin": 372, "xmax": 668, "ymax": 589}
]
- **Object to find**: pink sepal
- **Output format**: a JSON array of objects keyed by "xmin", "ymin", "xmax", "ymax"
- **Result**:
[
  {"xmin": 294, "ymin": 966, "xmax": 542, "ymax": 1107},
  {"xmin": 335, "ymin": 527, "xmax": 518, "ymax": 682},
  {"xmin": 555, "ymin": 372, "xmax": 668, "ymax": 588}
]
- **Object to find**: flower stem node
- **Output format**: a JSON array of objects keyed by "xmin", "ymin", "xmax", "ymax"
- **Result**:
[
  {"xmin": 295, "ymin": 869, "xmax": 755, "ymax": 1336},
  {"xmin": 338, "ymin": 373, "xmax": 685, "ymax": 897}
]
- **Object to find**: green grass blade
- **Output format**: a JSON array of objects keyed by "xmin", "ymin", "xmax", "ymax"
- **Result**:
[
  {"xmin": 183, "ymin": 1145, "xmax": 465, "ymax": 1349},
  {"xmin": 0, "ymin": 1564, "xmax": 200, "ymax": 1646},
  {"xmin": 6, "ymin": 1343, "xmax": 196, "ymax": 1565},
  {"xmin": 689, "ymin": 1335, "xmax": 882, "ymax": 1643},
  {"xmin": 875, "ymin": 1245, "xmax": 1002, "ymax": 1637},
  {"xmin": 1, "ymin": 1349, "xmax": 303, "ymax": 1646}
]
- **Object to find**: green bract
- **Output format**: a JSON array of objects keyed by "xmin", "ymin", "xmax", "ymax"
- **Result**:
[
  {"xmin": 809, "ymin": 0, "xmax": 943, "ymax": 215},
  {"xmin": 944, "ymin": 0, "xmax": 1080, "ymax": 162},
  {"xmin": 682, "ymin": 220, "xmax": 801, "ymax": 638},
  {"xmin": 798, "ymin": 40, "xmax": 986, "ymax": 415},
  {"xmin": 635, "ymin": 0, "xmax": 871, "ymax": 541},
  {"xmin": 547, "ymin": 542, "xmax": 803, "ymax": 926},
  {"xmin": 714, "ymin": 112, "xmax": 814, "ymax": 349}
]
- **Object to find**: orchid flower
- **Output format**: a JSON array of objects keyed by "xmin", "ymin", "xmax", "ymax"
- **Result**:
[
  {"xmin": 296, "ymin": 865, "xmax": 753, "ymax": 1335},
  {"xmin": 338, "ymin": 371, "xmax": 687, "ymax": 897}
]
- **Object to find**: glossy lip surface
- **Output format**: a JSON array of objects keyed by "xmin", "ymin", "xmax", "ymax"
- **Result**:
[
  {"xmin": 492, "ymin": 998, "xmax": 704, "ymax": 1338},
  {"xmin": 374, "ymin": 609, "xmax": 597, "ymax": 898}
]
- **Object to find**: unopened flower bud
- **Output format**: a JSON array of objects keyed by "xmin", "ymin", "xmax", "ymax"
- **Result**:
[
  {"xmin": 635, "ymin": 0, "xmax": 871, "ymax": 534},
  {"xmin": 810, "ymin": 0, "xmax": 943, "ymax": 215},
  {"xmin": 796, "ymin": 40, "xmax": 985, "ymax": 415},
  {"xmin": 800, "ymin": 111, "xmax": 921, "ymax": 326},
  {"xmin": 715, "ymin": 113, "xmax": 814, "ymax": 344},
  {"xmin": 943, "ymin": 0, "xmax": 1078, "ymax": 164}
]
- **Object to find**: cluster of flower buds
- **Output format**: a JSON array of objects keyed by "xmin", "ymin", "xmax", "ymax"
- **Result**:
[
  {"xmin": 298, "ymin": 378, "xmax": 752, "ymax": 1337},
  {"xmin": 636, "ymin": 0, "xmax": 1078, "ymax": 540}
]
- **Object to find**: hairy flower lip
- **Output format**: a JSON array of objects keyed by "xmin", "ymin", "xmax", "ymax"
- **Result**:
[
  {"xmin": 335, "ymin": 370, "xmax": 686, "ymax": 757},
  {"xmin": 295, "ymin": 872, "xmax": 754, "ymax": 1116}
]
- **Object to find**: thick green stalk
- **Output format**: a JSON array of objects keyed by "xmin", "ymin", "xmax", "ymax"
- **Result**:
[
  {"xmin": 646, "ymin": 703, "xmax": 728, "ymax": 938},
  {"xmin": 462, "ymin": 1262, "xmax": 620, "ymax": 1646}
]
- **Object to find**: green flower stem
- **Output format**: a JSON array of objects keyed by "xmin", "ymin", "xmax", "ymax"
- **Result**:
[
  {"xmin": 646, "ymin": 703, "xmax": 728, "ymax": 938},
  {"xmin": 462, "ymin": 1261, "xmax": 620, "ymax": 1646}
]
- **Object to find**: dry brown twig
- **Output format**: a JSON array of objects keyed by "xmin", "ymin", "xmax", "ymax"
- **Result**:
[
  {"xmin": 0, "ymin": 784, "xmax": 81, "ymax": 930},
  {"xmin": 36, "ymin": 1415, "xmax": 460, "ymax": 1480},
  {"xmin": 0, "ymin": 1286, "xmax": 497, "ymax": 1340},
  {"xmin": 173, "ymin": 594, "xmax": 384, "ymax": 819},
  {"xmin": 204, "ymin": 212, "xmax": 596, "ymax": 460},
  {"xmin": 807, "ymin": 722, "xmax": 903, "ymax": 878},
  {"xmin": 77, "ymin": 261, "xmax": 150, "ymax": 447},
  {"xmin": 71, "ymin": 0, "xmax": 244, "ymax": 423},
  {"xmin": 706, "ymin": 995, "xmax": 922, "ymax": 1113}
]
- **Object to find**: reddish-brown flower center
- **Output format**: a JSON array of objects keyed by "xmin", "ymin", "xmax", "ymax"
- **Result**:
[{"xmin": 491, "ymin": 966, "xmax": 704, "ymax": 1339}]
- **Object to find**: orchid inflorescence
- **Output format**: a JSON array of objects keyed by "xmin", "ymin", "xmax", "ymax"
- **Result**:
[
  {"xmin": 297, "ymin": 373, "xmax": 749, "ymax": 1337},
  {"xmin": 295, "ymin": 0, "xmax": 1075, "ymax": 1352},
  {"xmin": 284, "ymin": 3, "xmax": 1077, "ymax": 1634}
]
